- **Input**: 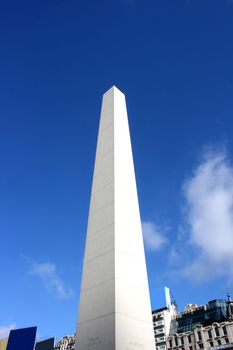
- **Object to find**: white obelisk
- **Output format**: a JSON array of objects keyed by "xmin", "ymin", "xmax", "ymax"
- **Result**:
[{"xmin": 75, "ymin": 86, "xmax": 155, "ymax": 350}]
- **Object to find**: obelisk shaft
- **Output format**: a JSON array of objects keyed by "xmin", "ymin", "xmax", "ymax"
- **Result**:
[{"xmin": 76, "ymin": 87, "xmax": 155, "ymax": 350}]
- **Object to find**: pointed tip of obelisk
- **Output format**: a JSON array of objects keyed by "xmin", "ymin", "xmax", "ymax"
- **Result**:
[{"xmin": 104, "ymin": 85, "xmax": 125, "ymax": 96}]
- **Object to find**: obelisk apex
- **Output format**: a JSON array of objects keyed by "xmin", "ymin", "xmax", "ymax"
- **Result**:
[{"xmin": 75, "ymin": 87, "xmax": 155, "ymax": 350}]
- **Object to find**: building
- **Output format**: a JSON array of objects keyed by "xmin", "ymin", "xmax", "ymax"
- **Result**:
[
  {"xmin": 54, "ymin": 335, "xmax": 75, "ymax": 350},
  {"xmin": 0, "ymin": 338, "xmax": 8, "ymax": 350},
  {"xmin": 35, "ymin": 338, "xmax": 55, "ymax": 350},
  {"xmin": 75, "ymin": 86, "xmax": 155, "ymax": 350},
  {"xmin": 167, "ymin": 321, "xmax": 233, "ymax": 350},
  {"xmin": 166, "ymin": 297, "xmax": 233, "ymax": 350},
  {"xmin": 152, "ymin": 288, "xmax": 179, "ymax": 350},
  {"xmin": 170, "ymin": 299, "xmax": 233, "ymax": 335},
  {"xmin": 153, "ymin": 307, "xmax": 172, "ymax": 350}
]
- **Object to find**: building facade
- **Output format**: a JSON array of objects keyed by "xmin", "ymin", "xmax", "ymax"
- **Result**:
[
  {"xmin": 54, "ymin": 335, "xmax": 75, "ymax": 350},
  {"xmin": 170, "ymin": 299, "xmax": 232, "ymax": 335},
  {"xmin": 152, "ymin": 297, "xmax": 233, "ymax": 350},
  {"xmin": 153, "ymin": 307, "xmax": 172, "ymax": 350},
  {"xmin": 152, "ymin": 287, "xmax": 178, "ymax": 350},
  {"xmin": 167, "ymin": 321, "xmax": 233, "ymax": 350},
  {"xmin": 0, "ymin": 338, "xmax": 8, "ymax": 350}
]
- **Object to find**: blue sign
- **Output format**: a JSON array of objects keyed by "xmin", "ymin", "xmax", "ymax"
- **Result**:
[{"xmin": 6, "ymin": 327, "xmax": 37, "ymax": 350}]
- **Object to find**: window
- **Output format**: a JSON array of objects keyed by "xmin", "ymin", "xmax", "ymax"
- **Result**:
[
  {"xmin": 215, "ymin": 327, "xmax": 220, "ymax": 337},
  {"xmin": 169, "ymin": 339, "xmax": 172, "ymax": 348},
  {"xmin": 217, "ymin": 339, "xmax": 221, "ymax": 346},
  {"xmin": 189, "ymin": 347, "xmax": 192, "ymax": 350},
  {"xmin": 209, "ymin": 341, "xmax": 214, "ymax": 347},
  {"xmin": 181, "ymin": 337, "xmax": 184, "ymax": 345},
  {"xmin": 188, "ymin": 335, "xmax": 192, "ymax": 343},
  {"xmin": 222, "ymin": 326, "xmax": 227, "ymax": 335},
  {"xmin": 208, "ymin": 330, "xmax": 212, "ymax": 339},
  {"xmin": 199, "ymin": 343, "xmax": 204, "ymax": 349},
  {"xmin": 158, "ymin": 336, "xmax": 165, "ymax": 342},
  {"xmin": 175, "ymin": 337, "xmax": 179, "ymax": 347},
  {"xmin": 197, "ymin": 331, "xmax": 202, "ymax": 341},
  {"xmin": 225, "ymin": 338, "xmax": 229, "ymax": 344}
]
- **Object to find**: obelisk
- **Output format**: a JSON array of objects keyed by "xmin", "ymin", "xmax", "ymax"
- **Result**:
[{"xmin": 75, "ymin": 86, "xmax": 155, "ymax": 350}]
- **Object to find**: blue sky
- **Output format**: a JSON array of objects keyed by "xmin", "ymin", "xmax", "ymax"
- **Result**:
[{"xmin": 1, "ymin": 0, "xmax": 233, "ymax": 343}]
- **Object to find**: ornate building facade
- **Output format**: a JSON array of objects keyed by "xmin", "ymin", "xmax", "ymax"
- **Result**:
[
  {"xmin": 167, "ymin": 321, "xmax": 233, "ymax": 350},
  {"xmin": 54, "ymin": 335, "xmax": 75, "ymax": 350}
]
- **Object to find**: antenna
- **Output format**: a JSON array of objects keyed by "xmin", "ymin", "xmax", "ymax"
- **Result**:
[
  {"xmin": 170, "ymin": 292, "xmax": 178, "ymax": 309},
  {"xmin": 225, "ymin": 281, "xmax": 231, "ymax": 301}
]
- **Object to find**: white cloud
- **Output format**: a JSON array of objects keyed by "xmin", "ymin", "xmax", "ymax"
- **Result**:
[
  {"xmin": 30, "ymin": 261, "xmax": 73, "ymax": 299},
  {"xmin": 180, "ymin": 149, "xmax": 233, "ymax": 282},
  {"xmin": 0, "ymin": 324, "xmax": 16, "ymax": 339},
  {"xmin": 142, "ymin": 221, "xmax": 167, "ymax": 251}
]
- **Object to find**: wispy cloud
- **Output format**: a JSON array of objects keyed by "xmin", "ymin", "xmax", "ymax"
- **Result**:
[
  {"xmin": 174, "ymin": 148, "xmax": 233, "ymax": 283},
  {"xmin": 30, "ymin": 261, "xmax": 73, "ymax": 299},
  {"xmin": 0, "ymin": 324, "xmax": 16, "ymax": 339},
  {"xmin": 142, "ymin": 221, "xmax": 167, "ymax": 251}
]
